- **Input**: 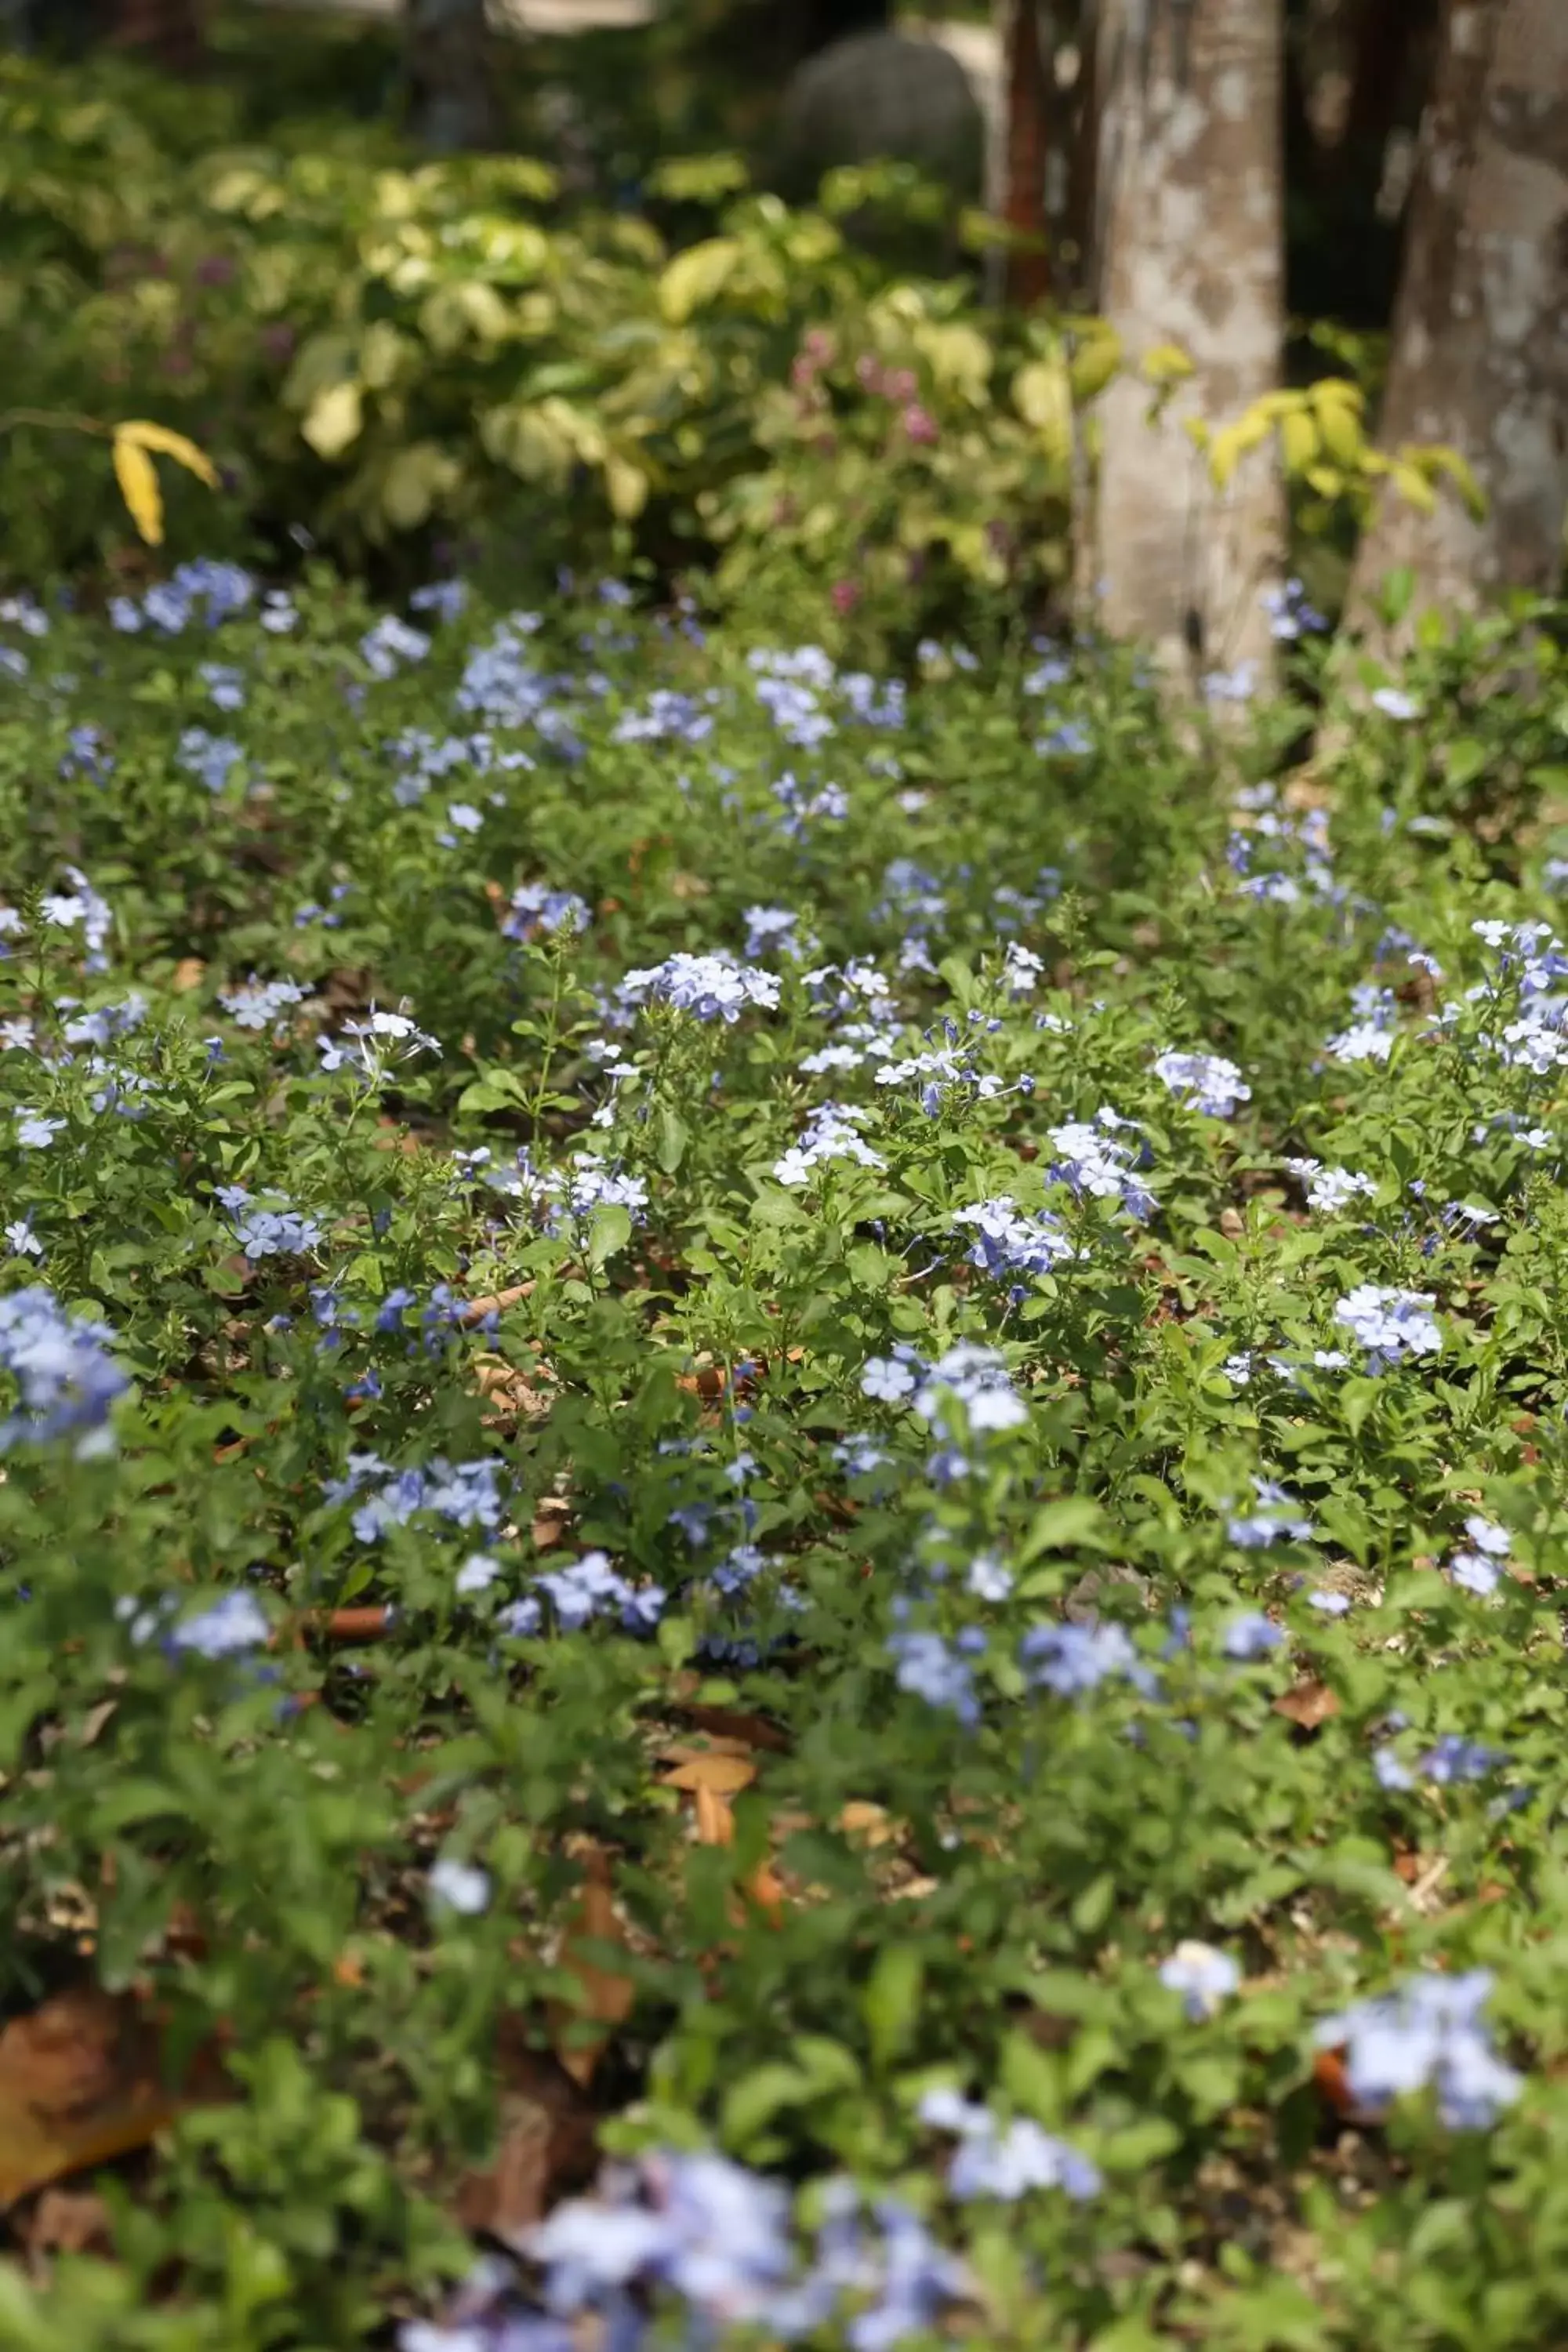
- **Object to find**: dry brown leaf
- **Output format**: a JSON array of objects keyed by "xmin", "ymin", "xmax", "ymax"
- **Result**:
[
  {"xmin": 686, "ymin": 1785, "xmax": 786, "ymax": 1925},
  {"xmin": 661, "ymin": 1754, "xmax": 757, "ymax": 1798},
  {"xmin": 1272, "ymin": 1679, "xmax": 1340, "ymax": 1732},
  {"xmin": 531, "ymin": 1497, "xmax": 572, "ymax": 1552},
  {"xmin": 459, "ymin": 1283, "xmax": 535, "ymax": 1328},
  {"xmin": 20, "ymin": 2184, "xmax": 114, "ymax": 2257},
  {"xmin": 472, "ymin": 1352, "xmax": 554, "ymax": 1427},
  {"xmin": 548, "ymin": 1849, "xmax": 635, "ymax": 2089},
  {"xmin": 837, "ymin": 1802, "xmax": 897, "ymax": 1847},
  {"xmin": 694, "ymin": 1782, "xmax": 735, "ymax": 1846},
  {"xmin": 0, "ymin": 1987, "xmax": 218, "ymax": 2209},
  {"xmin": 453, "ymin": 2020, "xmax": 597, "ymax": 2249}
]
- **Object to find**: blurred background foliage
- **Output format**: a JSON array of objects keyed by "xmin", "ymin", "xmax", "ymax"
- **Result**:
[{"xmin": 0, "ymin": 0, "xmax": 1447, "ymax": 650}]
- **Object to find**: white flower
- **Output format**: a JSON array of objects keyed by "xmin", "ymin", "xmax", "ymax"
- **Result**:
[{"xmin": 429, "ymin": 1858, "xmax": 491, "ymax": 1916}]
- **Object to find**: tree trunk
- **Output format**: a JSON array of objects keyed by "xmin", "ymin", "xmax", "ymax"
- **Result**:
[
  {"xmin": 1089, "ymin": 0, "xmax": 1287, "ymax": 685},
  {"xmin": 107, "ymin": 0, "xmax": 205, "ymax": 70},
  {"xmin": 1348, "ymin": 0, "xmax": 1568, "ymax": 633},
  {"xmin": 1000, "ymin": 0, "xmax": 1053, "ymax": 305},
  {"xmin": 408, "ymin": 0, "xmax": 500, "ymax": 154}
]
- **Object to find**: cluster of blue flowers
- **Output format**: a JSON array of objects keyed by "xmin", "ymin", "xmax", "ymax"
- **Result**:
[
  {"xmin": 0, "ymin": 1286, "xmax": 127, "ymax": 1454},
  {"xmin": 617, "ymin": 951, "xmax": 780, "ymax": 1024},
  {"xmin": 1312, "ymin": 1970, "xmax": 1520, "ymax": 2129},
  {"xmin": 324, "ymin": 1451, "xmax": 509, "ymax": 1544},
  {"xmin": 406, "ymin": 2147, "xmax": 978, "ymax": 2352}
]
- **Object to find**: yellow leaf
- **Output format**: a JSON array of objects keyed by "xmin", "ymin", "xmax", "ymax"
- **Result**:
[
  {"xmin": 301, "ymin": 380, "xmax": 364, "ymax": 463},
  {"xmin": 1279, "ymin": 408, "xmax": 1319, "ymax": 474},
  {"xmin": 1140, "ymin": 342, "xmax": 1195, "ymax": 387},
  {"xmin": 111, "ymin": 435, "xmax": 163, "ymax": 546},
  {"xmin": 115, "ymin": 420, "xmax": 219, "ymax": 489},
  {"xmin": 1316, "ymin": 395, "xmax": 1364, "ymax": 467},
  {"xmin": 658, "ymin": 237, "xmax": 742, "ymax": 326},
  {"xmin": 1311, "ymin": 375, "xmax": 1364, "ymax": 416}
]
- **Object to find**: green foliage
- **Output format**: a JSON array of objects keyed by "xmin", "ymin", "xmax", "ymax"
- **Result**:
[{"xmin": 0, "ymin": 555, "xmax": 1566, "ymax": 2343}]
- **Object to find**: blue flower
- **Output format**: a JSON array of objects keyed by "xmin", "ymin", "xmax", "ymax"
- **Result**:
[
  {"xmin": 1221, "ymin": 1611, "xmax": 1285, "ymax": 1660},
  {"xmin": 0, "ymin": 1288, "xmax": 126, "ymax": 1454},
  {"xmin": 1021, "ymin": 1619, "xmax": 1152, "ymax": 1697},
  {"xmin": 1153, "ymin": 1048, "xmax": 1250, "ymax": 1117},
  {"xmin": 1313, "ymin": 1970, "xmax": 1519, "ymax": 2128},
  {"xmin": 1226, "ymin": 1478, "xmax": 1316, "ymax": 1548},
  {"xmin": 169, "ymin": 1589, "xmax": 270, "ymax": 1659},
  {"xmin": 1159, "ymin": 1940, "xmax": 1240, "ymax": 2018},
  {"xmin": 887, "ymin": 1628, "xmax": 980, "ymax": 1724},
  {"xmin": 1333, "ymin": 1284, "xmax": 1441, "ymax": 1371}
]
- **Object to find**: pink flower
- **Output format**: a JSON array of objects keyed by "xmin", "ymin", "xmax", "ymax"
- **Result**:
[
  {"xmin": 902, "ymin": 403, "xmax": 939, "ymax": 445},
  {"xmin": 830, "ymin": 580, "xmax": 861, "ymax": 615}
]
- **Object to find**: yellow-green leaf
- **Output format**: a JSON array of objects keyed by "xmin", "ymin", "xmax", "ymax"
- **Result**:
[
  {"xmin": 646, "ymin": 153, "xmax": 749, "ymax": 204},
  {"xmin": 301, "ymin": 380, "xmax": 364, "ymax": 463},
  {"xmin": 1012, "ymin": 356, "xmax": 1073, "ymax": 469},
  {"xmin": 1140, "ymin": 342, "xmax": 1194, "ymax": 387},
  {"xmin": 1279, "ymin": 408, "xmax": 1319, "ymax": 474},
  {"xmin": 111, "ymin": 434, "xmax": 163, "ymax": 546},
  {"xmin": 1067, "ymin": 324, "xmax": 1122, "ymax": 404},
  {"xmin": 379, "ymin": 441, "xmax": 457, "ymax": 532},
  {"xmin": 1389, "ymin": 460, "xmax": 1437, "ymax": 514},
  {"xmin": 658, "ymin": 238, "xmax": 742, "ymax": 326},
  {"xmin": 604, "ymin": 455, "xmax": 649, "ymax": 521}
]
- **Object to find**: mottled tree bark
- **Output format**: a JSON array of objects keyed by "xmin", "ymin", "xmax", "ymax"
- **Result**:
[
  {"xmin": 1089, "ymin": 0, "xmax": 1286, "ymax": 683},
  {"xmin": 1348, "ymin": 0, "xmax": 1568, "ymax": 630},
  {"xmin": 408, "ymin": 0, "xmax": 500, "ymax": 154}
]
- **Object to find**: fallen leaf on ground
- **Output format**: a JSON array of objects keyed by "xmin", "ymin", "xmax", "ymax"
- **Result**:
[
  {"xmin": 459, "ymin": 1284, "xmax": 535, "ymax": 1328},
  {"xmin": 837, "ymin": 1801, "xmax": 898, "ymax": 1847},
  {"xmin": 0, "ymin": 1987, "xmax": 218, "ymax": 2208},
  {"xmin": 473, "ymin": 1352, "xmax": 555, "ymax": 1426},
  {"xmin": 688, "ymin": 1783, "xmax": 786, "ymax": 1924},
  {"xmin": 660, "ymin": 1753, "xmax": 757, "ymax": 1797},
  {"xmin": 18, "ymin": 2184, "xmax": 114, "ymax": 2257},
  {"xmin": 1272, "ymin": 1679, "xmax": 1340, "ymax": 1731},
  {"xmin": 453, "ymin": 2018, "xmax": 597, "ymax": 2249},
  {"xmin": 548, "ymin": 1849, "xmax": 636, "ymax": 2089}
]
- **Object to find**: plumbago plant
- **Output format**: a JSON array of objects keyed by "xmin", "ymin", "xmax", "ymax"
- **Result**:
[{"xmin": 3, "ymin": 563, "xmax": 1568, "ymax": 2349}]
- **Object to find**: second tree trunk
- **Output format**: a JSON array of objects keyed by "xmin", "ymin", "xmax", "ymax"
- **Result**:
[{"xmin": 1089, "ymin": 0, "xmax": 1286, "ymax": 684}]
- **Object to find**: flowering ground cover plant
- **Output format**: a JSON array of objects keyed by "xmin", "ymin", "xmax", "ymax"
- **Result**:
[{"xmin": 2, "ymin": 563, "xmax": 1568, "ymax": 2347}]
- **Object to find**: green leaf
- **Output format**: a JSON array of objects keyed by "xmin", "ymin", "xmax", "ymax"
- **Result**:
[
  {"xmin": 862, "ymin": 1944, "xmax": 924, "ymax": 2068},
  {"xmin": 658, "ymin": 238, "xmax": 742, "ymax": 325},
  {"xmin": 587, "ymin": 1203, "xmax": 633, "ymax": 1267},
  {"xmin": 655, "ymin": 1105, "xmax": 688, "ymax": 1174},
  {"xmin": 720, "ymin": 2062, "xmax": 810, "ymax": 2149},
  {"xmin": 1020, "ymin": 1497, "xmax": 1109, "ymax": 1560}
]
